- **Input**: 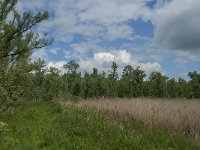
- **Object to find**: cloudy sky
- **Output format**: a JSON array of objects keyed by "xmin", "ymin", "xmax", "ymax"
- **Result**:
[{"xmin": 18, "ymin": 0, "xmax": 200, "ymax": 78}]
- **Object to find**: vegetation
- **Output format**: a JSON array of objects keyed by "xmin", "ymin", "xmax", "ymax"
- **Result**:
[
  {"xmin": 0, "ymin": 0, "xmax": 200, "ymax": 114},
  {"xmin": 80, "ymin": 98, "xmax": 200, "ymax": 143},
  {"xmin": 0, "ymin": 102, "xmax": 199, "ymax": 149},
  {"xmin": 0, "ymin": 0, "xmax": 52, "ymax": 114},
  {"xmin": 0, "ymin": 1, "xmax": 200, "ymax": 149}
]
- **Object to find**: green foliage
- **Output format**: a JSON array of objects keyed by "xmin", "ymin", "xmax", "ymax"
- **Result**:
[
  {"xmin": 177, "ymin": 78, "xmax": 189, "ymax": 98},
  {"xmin": 107, "ymin": 62, "xmax": 118, "ymax": 97},
  {"xmin": 149, "ymin": 72, "xmax": 168, "ymax": 97},
  {"xmin": 22, "ymin": 59, "xmax": 199, "ymax": 100},
  {"xmin": 0, "ymin": 0, "xmax": 52, "ymax": 113},
  {"xmin": 0, "ymin": 121, "xmax": 12, "ymax": 142},
  {"xmin": 63, "ymin": 60, "xmax": 80, "ymax": 74},
  {"xmin": 81, "ymin": 68, "xmax": 109, "ymax": 98},
  {"xmin": 188, "ymin": 71, "xmax": 200, "ymax": 98},
  {"xmin": 120, "ymin": 66, "xmax": 146, "ymax": 97},
  {"xmin": 0, "ymin": 102, "xmax": 198, "ymax": 149}
]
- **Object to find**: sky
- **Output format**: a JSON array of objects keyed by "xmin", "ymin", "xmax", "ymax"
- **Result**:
[{"xmin": 17, "ymin": 0, "xmax": 200, "ymax": 78}]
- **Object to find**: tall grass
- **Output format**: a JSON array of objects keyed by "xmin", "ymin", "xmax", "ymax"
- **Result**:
[
  {"xmin": 79, "ymin": 98, "xmax": 200, "ymax": 143},
  {"xmin": 2, "ymin": 101, "xmax": 198, "ymax": 149}
]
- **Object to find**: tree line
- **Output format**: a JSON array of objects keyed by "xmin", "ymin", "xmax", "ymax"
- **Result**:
[
  {"xmin": 0, "ymin": 0, "xmax": 200, "ymax": 114},
  {"xmin": 23, "ymin": 59, "xmax": 200, "ymax": 101}
]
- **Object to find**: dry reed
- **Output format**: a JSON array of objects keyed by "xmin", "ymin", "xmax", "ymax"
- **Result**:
[{"xmin": 79, "ymin": 98, "xmax": 200, "ymax": 142}]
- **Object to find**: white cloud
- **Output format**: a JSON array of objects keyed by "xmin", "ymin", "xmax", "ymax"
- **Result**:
[
  {"xmin": 78, "ymin": 0, "xmax": 150, "ymax": 25},
  {"xmin": 140, "ymin": 62, "xmax": 162, "ymax": 74},
  {"xmin": 50, "ymin": 48, "xmax": 60, "ymax": 55},
  {"xmin": 18, "ymin": 0, "xmax": 152, "ymax": 42},
  {"xmin": 79, "ymin": 50, "xmax": 162, "ymax": 75},
  {"xmin": 115, "ymin": 50, "xmax": 132, "ymax": 64},
  {"xmin": 105, "ymin": 24, "xmax": 134, "ymax": 40},
  {"xmin": 64, "ymin": 51, "xmax": 80, "ymax": 59},
  {"xmin": 17, "ymin": 0, "xmax": 200, "ymax": 52},
  {"xmin": 94, "ymin": 52, "xmax": 115, "ymax": 62},
  {"xmin": 70, "ymin": 42, "xmax": 102, "ymax": 54},
  {"xmin": 47, "ymin": 61, "xmax": 67, "ymax": 73},
  {"xmin": 32, "ymin": 49, "xmax": 48, "ymax": 61}
]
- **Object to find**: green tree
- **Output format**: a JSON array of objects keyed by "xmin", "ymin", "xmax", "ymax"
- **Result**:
[
  {"xmin": 63, "ymin": 60, "xmax": 80, "ymax": 74},
  {"xmin": 63, "ymin": 60, "xmax": 81, "ymax": 96},
  {"xmin": 108, "ymin": 62, "xmax": 118, "ymax": 81},
  {"xmin": 90, "ymin": 68, "xmax": 100, "ymax": 97},
  {"xmin": 120, "ymin": 65, "xmax": 134, "ymax": 97},
  {"xmin": 120, "ymin": 66, "xmax": 146, "ymax": 97},
  {"xmin": 166, "ymin": 78, "xmax": 178, "ymax": 98},
  {"xmin": 149, "ymin": 72, "xmax": 168, "ymax": 98},
  {"xmin": 81, "ymin": 69, "xmax": 108, "ymax": 98},
  {"xmin": 28, "ymin": 59, "xmax": 46, "ymax": 101},
  {"xmin": 108, "ymin": 62, "xmax": 118, "ymax": 97},
  {"xmin": 131, "ymin": 66, "xmax": 146, "ymax": 97},
  {"xmin": 43, "ymin": 67, "xmax": 61, "ymax": 101},
  {"xmin": 188, "ymin": 71, "xmax": 200, "ymax": 98},
  {"xmin": 81, "ymin": 72, "xmax": 91, "ymax": 98},
  {"xmin": 142, "ymin": 80, "xmax": 152, "ymax": 97},
  {"xmin": 0, "ymin": 0, "xmax": 52, "ymax": 114},
  {"xmin": 177, "ymin": 78, "xmax": 189, "ymax": 98}
]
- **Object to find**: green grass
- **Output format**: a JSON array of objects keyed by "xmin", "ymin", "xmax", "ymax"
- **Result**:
[{"xmin": 0, "ymin": 102, "xmax": 199, "ymax": 150}]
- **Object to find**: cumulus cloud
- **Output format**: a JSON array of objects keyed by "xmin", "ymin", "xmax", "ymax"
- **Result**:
[
  {"xmin": 79, "ymin": 50, "xmax": 162, "ymax": 75},
  {"xmin": 94, "ymin": 52, "xmax": 115, "ymax": 62},
  {"xmin": 153, "ymin": 0, "xmax": 200, "ymax": 51}
]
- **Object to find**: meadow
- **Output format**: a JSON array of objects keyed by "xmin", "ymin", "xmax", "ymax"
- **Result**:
[
  {"xmin": 79, "ymin": 98, "xmax": 200, "ymax": 144},
  {"xmin": 0, "ymin": 100, "xmax": 199, "ymax": 149}
]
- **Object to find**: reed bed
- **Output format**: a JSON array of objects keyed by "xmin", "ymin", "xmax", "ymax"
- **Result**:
[{"xmin": 79, "ymin": 98, "xmax": 200, "ymax": 142}]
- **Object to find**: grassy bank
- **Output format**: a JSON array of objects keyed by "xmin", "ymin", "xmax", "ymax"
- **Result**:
[{"xmin": 0, "ymin": 101, "xmax": 199, "ymax": 149}]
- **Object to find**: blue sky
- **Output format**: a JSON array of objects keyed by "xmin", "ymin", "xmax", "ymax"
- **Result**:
[{"xmin": 18, "ymin": 0, "xmax": 200, "ymax": 79}]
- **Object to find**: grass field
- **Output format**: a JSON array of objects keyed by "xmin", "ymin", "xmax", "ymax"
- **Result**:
[
  {"xmin": 79, "ymin": 98, "xmax": 200, "ymax": 144},
  {"xmin": 0, "ymin": 101, "xmax": 199, "ymax": 149}
]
